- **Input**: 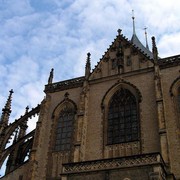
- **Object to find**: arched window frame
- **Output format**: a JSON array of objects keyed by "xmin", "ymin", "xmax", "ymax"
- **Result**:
[
  {"xmin": 170, "ymin": 77, "xmax": 180, "ymax": 131},
  {"xmin": 101, "ymin": 82, "xmax": 142, "ymax": 148},
  {"xmin": 107, "ymin": 88, "xmax": 139, "ymax": 144},
  {"xmin": 51, "ymin": 98, "xmax": 77, "ymax": 153}
]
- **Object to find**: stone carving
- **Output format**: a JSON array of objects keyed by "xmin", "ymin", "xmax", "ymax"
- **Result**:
[
  {"xmin": 45, "ymin": 77, "xmax": 85, "ymax": 93},
  {"xmin": 63, "ymin": 153, "xmax": 163, "ymax": 174},
  {"xmin": 159, "ymin": 54, "xmax": 180, "ymax": 69}
]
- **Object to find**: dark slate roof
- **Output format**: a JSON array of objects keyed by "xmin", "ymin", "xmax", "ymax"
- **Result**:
[{"xmin": 131, "ymin": 34, "xmax": 153, "ymax": 59}]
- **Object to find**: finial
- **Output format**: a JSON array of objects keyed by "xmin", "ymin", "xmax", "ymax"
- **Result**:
[
  {"xmin": 25, "ymin": 106, "xmax": 29, "ymax": 114},
  {"xmin": 9, "ymin": 89, "xmax": 14, "ymax": 94},
  {"xmin": 152, "ymin": 36, "xmax": 158, "ymax": 63},
  {"xmin": 86, "ymin": 52, "xmax": 91, "ymax": 70},
  {"xmin": 144, "ymin": 27, "xmax": 149, "ymax": 49},
  {"xmin": 117, "ymin": 29, "xmax": 122, "ymax": 35},
  {"xmin": 132, "ymin": 9, "xmax": 135, "ymax": 19},
  {"xmin": 87, "ymin": 52, "xmax": 91, "ymax": 60},
  {"xmin": 85, "ymin": 52, "xmax": 91, "ymax": 80},
  {"xmin": 132, "ymin": 10, "xmax": 136, "ymax": 35},
  {"xmin": 48, "ymin": 68, "xmax": 54, "ymax": 84}
]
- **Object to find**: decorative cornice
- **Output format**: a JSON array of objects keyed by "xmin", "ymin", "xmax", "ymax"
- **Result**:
[
  {"xmin": 44, "ymin": 76, "xmax": 85, "ymax": 93},
  {"xmin": 159, "ymin": 54, "xmax": 180, "ymax": 69},
  {"xmin": 62, "ymin": 153, "xmax": 165, "ymax": 174}
]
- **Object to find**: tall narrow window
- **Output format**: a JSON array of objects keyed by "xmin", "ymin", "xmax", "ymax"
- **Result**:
[
  {"xmin": 107, "ymin": 88, "xmax": 139, "ymax": 144},
  {"xmin": 54, "ymin": 105, "xmax": 75, "ymax": 151}
]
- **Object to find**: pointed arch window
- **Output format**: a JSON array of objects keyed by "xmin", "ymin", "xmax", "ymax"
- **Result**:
[
  {"xmin": 54, "ymin": 105, "xmax": 75, "ymax": 151},
  {"xmin": 107, "ymin": 88, "xmax": 139, "ymax": 144}
]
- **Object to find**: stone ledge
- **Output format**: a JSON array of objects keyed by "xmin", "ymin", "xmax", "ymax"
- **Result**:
[{"xmin": 62, "ymin": 153, "xmax": 164, "ymax": 174}]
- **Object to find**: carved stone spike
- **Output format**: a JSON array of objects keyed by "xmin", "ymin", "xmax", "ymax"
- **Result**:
[
  {"xmin": 117, "ymin": 29, "xmax": 122, "ymax": 35},
  {"xmin": 48, "ymin": 68, "xmax": 54, "ymax": 84}
]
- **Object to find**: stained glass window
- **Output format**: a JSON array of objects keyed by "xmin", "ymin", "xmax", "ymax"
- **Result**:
[
  {"xmin": 54, "ymin": 106, "xmax": 74, "ymax": 151},
  {"xmin": 107, "ymin": 88, "xmax": 139, "ymax": 144}
]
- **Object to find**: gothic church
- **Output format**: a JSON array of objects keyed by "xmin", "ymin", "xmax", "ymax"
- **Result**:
[{"xmin": 0, "ymin": 17, "xmax": 180, "ymax": 180}]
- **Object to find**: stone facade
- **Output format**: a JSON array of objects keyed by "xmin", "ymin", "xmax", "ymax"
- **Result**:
[{"xmin": 0, "ymin": 29, "xmax": 180, "ymax": 180}]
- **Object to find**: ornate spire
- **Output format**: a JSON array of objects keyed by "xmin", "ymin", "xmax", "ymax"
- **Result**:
[
  {"xmin": 152, "ymin": 36, "xmax": 158, "ymax": 63},
  {"xmin": 132, "ymin": 10, "xmax": 136, "ymax": 35},
  {"xmin": 0, "ymin": 89, "xmax": 14, "ymax": 126},
  {"xmin": 144, "ymin": 27, "xmax": 149, "ymax": 49},
  {"xmin": 131, "ymin": 10, "xmax": 153, "ymax": 58},
  {"xmin": 48, "ymin": 68, "xmax": 54, "ymax": 84},
  {"xmin": 85, "ymin": 52, "xmax": 91, "ymax": 80}
]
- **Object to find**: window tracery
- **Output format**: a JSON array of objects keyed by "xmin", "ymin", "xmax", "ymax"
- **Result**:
[
  {"xmin": 54, "ymin": 105, "xmax": 75, "ymax": 151},
  {"xmin": 107, "ymin": 88, "xmax": 139, "ymax": 144}
]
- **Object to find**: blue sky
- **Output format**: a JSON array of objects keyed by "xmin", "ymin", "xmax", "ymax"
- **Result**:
[
  {"xmin": 1, "ymin": 0, "xmax": 180, "ymax": 127},
  {"xmin": 0, "ymin": 0, "xmax": 180, "ymax": 175},
  {"xmin": 0, "ymin": 0, "xmax": 180, "ymax": 139}
]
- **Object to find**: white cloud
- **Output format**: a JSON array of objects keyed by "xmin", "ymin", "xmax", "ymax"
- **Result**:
[
  {"xmin": 0, "ymin": 0, "xmax": 33, "ymax": 18},
  {"xmin": 0, "ymin": 0, "xmax": 179, "ymax": 136},
  {"xmin": 158, "ymin": 32, "xmax": 180, "ymax": 57},
  {"xmin": 0, "ymin": 0, "xmax": 180, "ymax": 176}
]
